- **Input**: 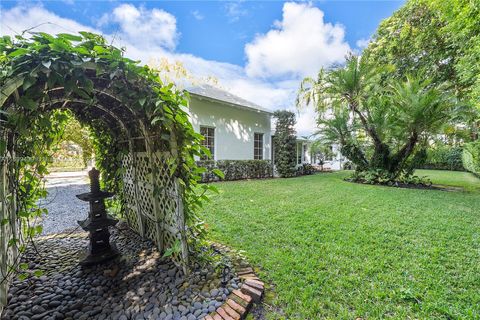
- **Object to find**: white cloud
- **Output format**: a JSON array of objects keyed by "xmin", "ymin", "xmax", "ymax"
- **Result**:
[
  {"xmin": 245, "ymin": 2, "xmax": 350, "ymax": 78},
  {"xmin": 191, "ymin": 10, "xmax": 204, "ymax": 21},
  {"xmin": 224, "ymin": 1, "xmax": 247, "ymax": 23},
  {"xmin": 0, "ymin": 3, "xmax": 344, "ymax": 136},
  {"xmin": 109, "ymin": 4, "xmax": 178, "ymax": 51},
  {"xmin": 356, "ymin": 38, "xmax": 370, "ymax": 49},
  {"xmin": 0, "ymin": 5, "xmax": 98, "ymax": 36}
]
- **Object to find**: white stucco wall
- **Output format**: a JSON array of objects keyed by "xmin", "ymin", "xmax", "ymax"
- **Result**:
[
  {"xmin": 302, "ymin": 141, "xmax": 345, "ymax": 170},
  {"xmin": 188, "ymin": 96, "xmax": 272, "ymax": 160},
  {"xmin": 326, "ymin": 144, "xmax": 344, "ymax": 170}
]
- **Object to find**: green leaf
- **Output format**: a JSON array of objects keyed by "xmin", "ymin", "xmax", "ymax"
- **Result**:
[
  {"xmin": 35, "ymin": 225, "xmax": 43, "ymax": 235},
  {"xmin": 212, "ymin": 169, "xmax": 225, "ymax": 179},
  {"xmin": 162, "ymin": 240, "xmax": 181, "ymax": 258},
  {"xmin": 57, "ymin": 33, "xmax": 83, "ymax": 42},
  {"xmin": 19, "ymin": 262, "xmax": 28, "ymax": 270},
  {"xmin": 93, "ymin": 45, "xmax": 109, "ymax": 54},
  {"xmin": 74, "ymin": 88, "xmax": 91, "ymax": 100},
  {"xmin": 22, "ymin": 76, "xmax": 36, "ymax": 91},
  {"xmin": 48, "ymin": 40, "xmax": 71, "ymax": 52},
  {"xmin": 8, "ymin": 48, "xmax": 28, "ymax": 57},
  {"xmin": 18, "ymin": 210, "xmax": 30, "ymax": 218},
  {"xmin": 18, "ymin": 273, "xmax": 27, "ymax": 281},
  {"xmin": 205, "ymin": 184, "xmax": 219, "ymax": 194},
  {"xmin": 7, "ymin": 238, "xmax": 17, "ymax": 247},
  {"xmin": 0, "ymin": 76, "xmax": 24, "ymax": 107},
  {"xmin": 74, "ymin": 46, "xmax": 90, "ymax": 55},
  {"xmin": 33, "ymin": 270, "xmax": 44, "ymax": 277},
  {"xmin": 79, "ymin": 31, "xmax": 94, "ymax": 39},
  {"xmin": 18, "ymin": 96, "xmax": 37, "ymax": 110},
  {"xmin": 162, "ymin": 247, "xmax": 175, "ymax": 258}
]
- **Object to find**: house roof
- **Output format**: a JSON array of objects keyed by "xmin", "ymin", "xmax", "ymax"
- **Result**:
[{"xmin": 187, "ymin": 84, "xmax": 273, "ymax": 115}]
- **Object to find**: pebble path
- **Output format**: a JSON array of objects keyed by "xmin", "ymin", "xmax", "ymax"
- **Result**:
[{"xmin": 3, "ymin": 171, "xmax": 240, "ymax": 320}]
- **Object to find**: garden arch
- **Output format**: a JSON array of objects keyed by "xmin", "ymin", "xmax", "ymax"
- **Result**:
[{"xmin": 0, "ymin": 32, "xmax": 206, "ymax": 309}]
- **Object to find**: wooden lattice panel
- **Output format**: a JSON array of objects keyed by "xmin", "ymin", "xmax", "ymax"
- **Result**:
[
  {"xmin": 144, "ymin": 217, "xmax": 158, "ymax": 241},
  {"xmin": 136, "ymin": 183, "xmax": 155, "ymax": 220},
  {"xmin": 134, "ymin": 153, "xmax": 151, "ymax": 182},
  {"xmin": 121, "ymin": 151, "xmax": 187, "ymax": 269},
  {"xmin": 124, "ymin": 206, "xmax": 140, "ymax": 233},
  {"xmin": 150, "ymin": 152, "xmax": 185, "ymax": 267},
  {"xmin": 121, "ymin": 154, "xmax": 139, "ymax": 233},
  {"xmin": 121, "ymin": 153, "xmax": 134, "ymax": 182}
]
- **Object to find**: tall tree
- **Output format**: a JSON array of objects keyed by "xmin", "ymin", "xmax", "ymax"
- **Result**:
[
  {"xmin": 364, "ymin": 0, "xmax": 480, "ymax": 139},
  {"xmin": 297, "ymin": 55, "xmax": 457, "ymax": 182}
]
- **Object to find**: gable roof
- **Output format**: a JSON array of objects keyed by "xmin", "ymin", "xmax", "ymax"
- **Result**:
[{"xmin": 187, "ymin": 84, "xmax": 273, "ymax": 115}]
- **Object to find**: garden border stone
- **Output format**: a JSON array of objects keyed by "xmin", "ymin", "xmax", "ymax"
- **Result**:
[{"xmin": 204, "ymin": 244, "xmax": 265, "ymax": 320}]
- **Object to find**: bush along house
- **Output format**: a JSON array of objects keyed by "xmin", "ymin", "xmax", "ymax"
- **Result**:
[{"xmin": 187, "ymin": 84, "xmax": 345, "ymax": 181}]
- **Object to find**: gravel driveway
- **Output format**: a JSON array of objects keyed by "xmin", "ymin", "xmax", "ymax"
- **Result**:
[{"xmin": 39, "ymin": 171, "xmax": 90, "ymax": 234}]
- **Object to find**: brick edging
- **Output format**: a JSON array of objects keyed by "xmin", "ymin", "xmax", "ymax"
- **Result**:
[{"xmin": 203, "ymin": 250, "xmax": 264, "ymax": 320}]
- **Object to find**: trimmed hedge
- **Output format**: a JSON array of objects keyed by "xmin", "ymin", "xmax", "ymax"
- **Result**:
[
  {"xmin": 420, "ymin": 146, "xmax": 464, "ymax": 171},
  {"xmin": 462, "ymin": 141, "xmax": 480, "ymax": 176},
  {"xmin": 197, "ymin": 160, "xmax": 273, "ymax": 182}
]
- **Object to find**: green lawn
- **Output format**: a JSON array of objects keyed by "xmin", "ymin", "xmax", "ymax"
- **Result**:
[
  {"xmin": 416, "ymin": 169, "xmax": 480, "ymax": 192},
  {"xmin": 201, "ymin": 170, "xmax": 480, "ymax": 319}
]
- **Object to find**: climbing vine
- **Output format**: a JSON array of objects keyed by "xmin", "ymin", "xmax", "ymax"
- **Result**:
[
  {"xmin": 0, "ymin": 31, "xmax": 214, "ymax": 282},
  {"xmin": 0, "ymin": 109, "xmax": 70, "ymax": 282}
]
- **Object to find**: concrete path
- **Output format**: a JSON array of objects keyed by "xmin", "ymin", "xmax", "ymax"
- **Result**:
[{"xmin": 39, "ymin": 170, "xmax": 89, "ymax": 234}]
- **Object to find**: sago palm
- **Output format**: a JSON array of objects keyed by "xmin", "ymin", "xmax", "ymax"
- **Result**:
[{"xmin": 297, "ymin": 54, "xmax": 457, "ymax": 180}]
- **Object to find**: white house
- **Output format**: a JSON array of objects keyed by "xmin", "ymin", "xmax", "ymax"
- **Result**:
[
  {"xmin": 296, "ymin": 139, "xmax": 344, "ymax": 170},
  {"xmin": 187, "ymin": 85, "xmax": 273, "ymax": 161},
  {"xmin": 187, "ymin": 84, "xmax": 345, "ymax": 170}
]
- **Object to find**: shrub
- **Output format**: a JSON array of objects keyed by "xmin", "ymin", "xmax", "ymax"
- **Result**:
[
  {"xmin": 462, "ymin": 141, "xmax": 480, "ymax": 176},
  {"xmin": 343, "ymin": 161, "xmax": 355, "ymax": 170},
  {"xmin": 348, "ymin": 169, "xmax": 431, "ymax": 186},
  {"xmin": 296, "ymin": 163, "xmax": 315, "ymax": 176},
  {"xmin": 420, "ymin": 146, "xmax": 464, "ymax": 171},
  {"xmin": 197, "ymin": 160, "xmax": 273, "ymax": 182},
  {"xmin": 273, "ymin": 111, "xmax": 297, "ymax": 177}
]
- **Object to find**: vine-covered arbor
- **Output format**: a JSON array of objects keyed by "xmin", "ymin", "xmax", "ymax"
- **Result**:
[{"xmin": 0, "ymin": 32, "xmax": 209, "ymax": 309}]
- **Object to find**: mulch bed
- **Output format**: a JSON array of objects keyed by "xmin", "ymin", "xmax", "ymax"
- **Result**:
[{"xmin": 346, "ymin": 179, "xmax": 464, "ymax": 192}]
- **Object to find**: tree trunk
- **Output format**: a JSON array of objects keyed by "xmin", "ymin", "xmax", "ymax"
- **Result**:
[
  {"xmin": 389, "ymin": 132, "xmax": 419, "ymax": 175},
  {"xmin": 350, "ymin": 102, "xmax": 392, "ymax": 170},
  {"xmin": 341, "ymin": 142, "xmax": 369, "ymax": 171}
]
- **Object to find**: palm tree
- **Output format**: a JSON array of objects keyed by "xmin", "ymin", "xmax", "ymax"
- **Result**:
[{"xmin": 297, "ymin": 54, "xmax": 456, "ymax": 180}]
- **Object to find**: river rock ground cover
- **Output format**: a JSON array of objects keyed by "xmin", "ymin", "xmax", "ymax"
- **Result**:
[{"xmin": 2, "ymin": 224, "xmax": 240, "ymax": 320}]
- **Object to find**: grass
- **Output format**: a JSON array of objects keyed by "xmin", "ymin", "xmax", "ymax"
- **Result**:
[
  {"xmin": 200, "ymin": 170, "xmax": 480, "ymax": 319},
  {"xmin": 416, "ymin": 169, "xmax": 480, "ymax": 192}
]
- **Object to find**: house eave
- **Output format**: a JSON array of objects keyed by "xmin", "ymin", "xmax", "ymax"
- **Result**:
[{"xmin": 188, "ymin": 92, "xmax": 274, "ymax": 116}]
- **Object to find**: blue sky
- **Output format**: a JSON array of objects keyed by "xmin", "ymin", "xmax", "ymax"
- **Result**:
[
  {"xmin": 0, "ymin": 0, "xmax": 404, "ymax": 134},
  {"xmin": 1, "ymin": 1, "xmax": 403, "ymax": 65}
]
